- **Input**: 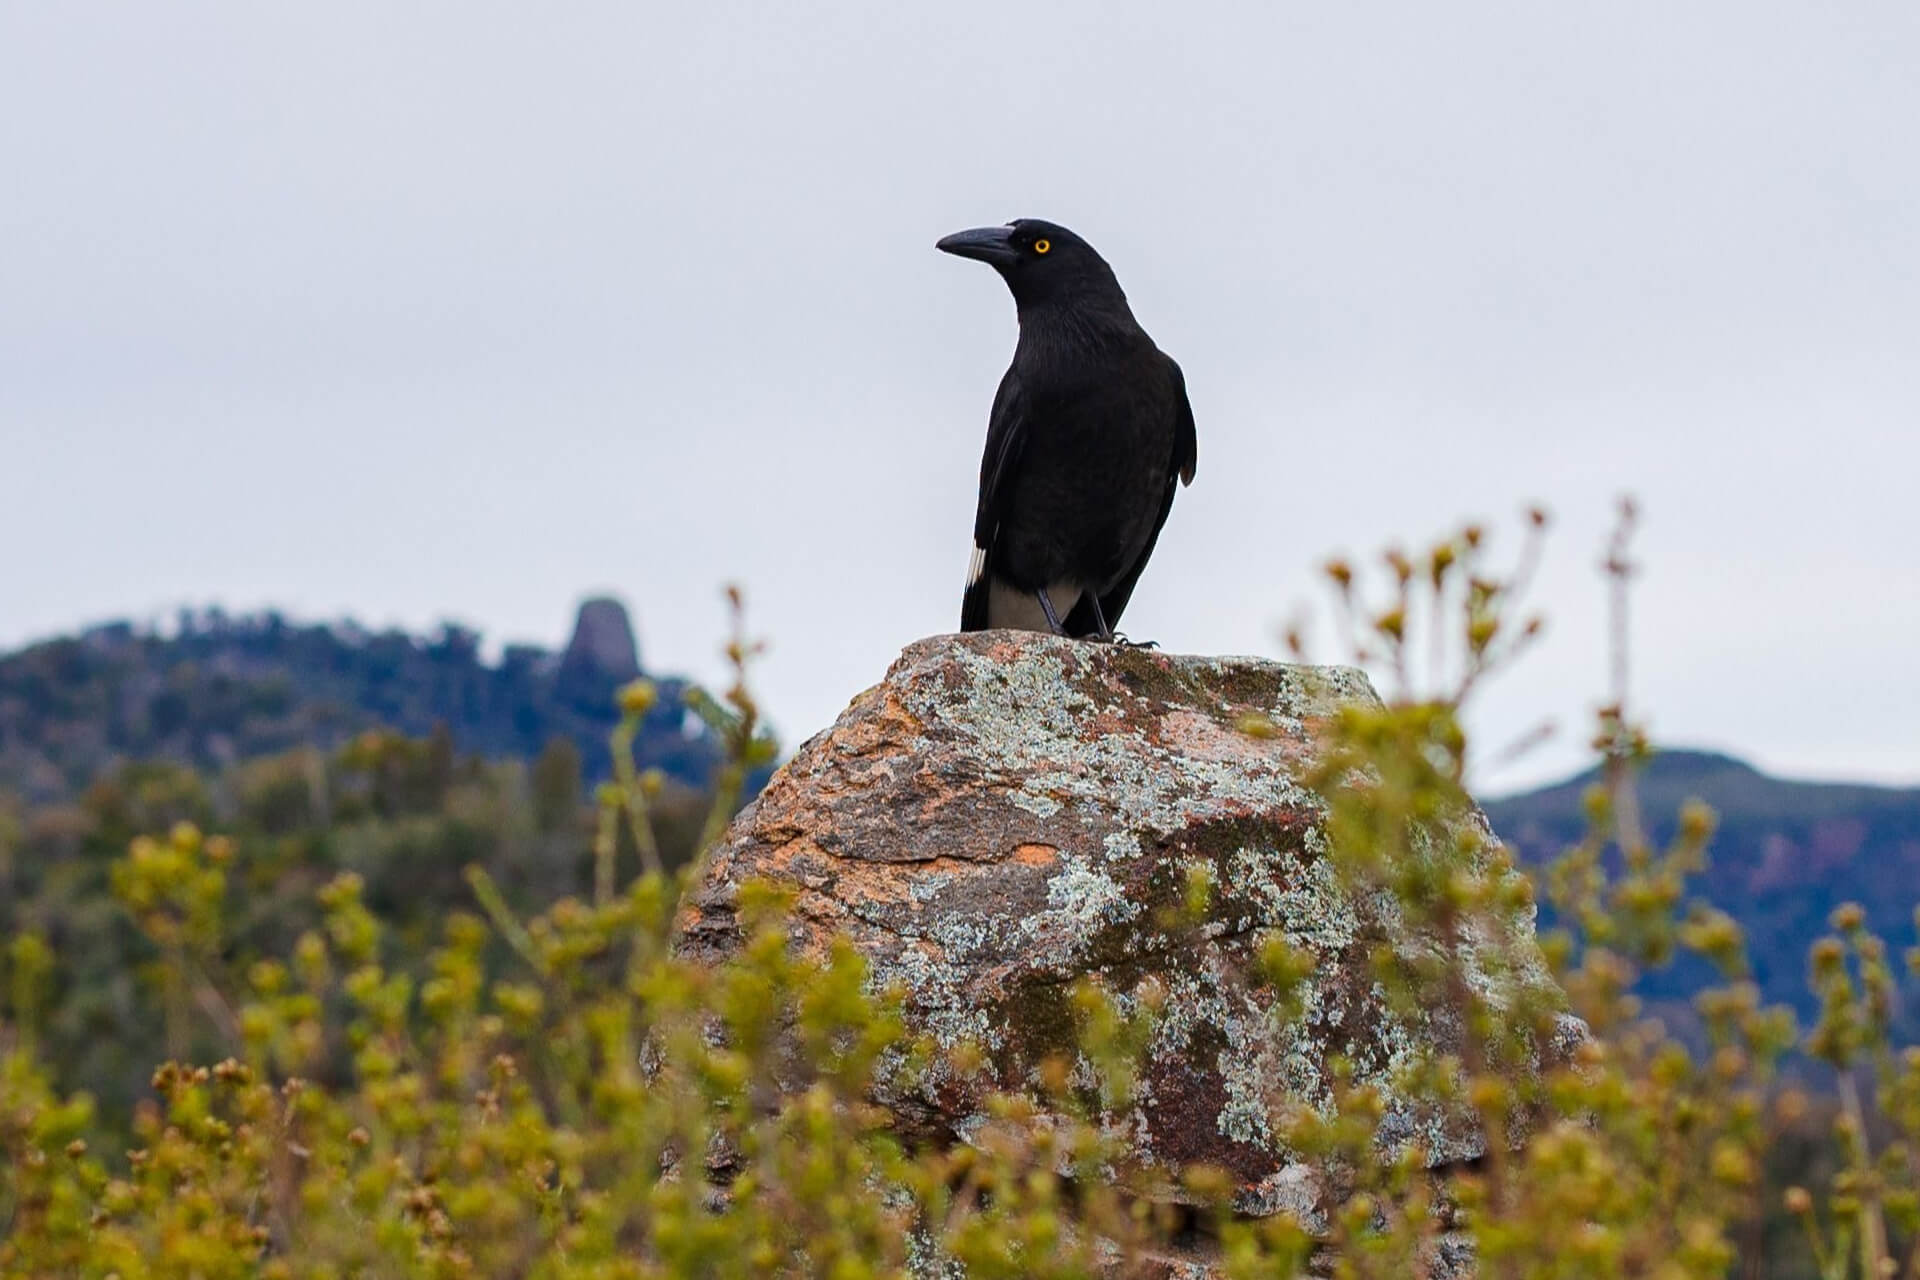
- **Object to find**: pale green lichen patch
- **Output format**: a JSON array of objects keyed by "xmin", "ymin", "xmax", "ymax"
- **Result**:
[
  {"xmin": 906, "ymin": 870, "xmax": 955, "ymax": 904},
  {"xmin": 1043, "ymin": 852, "xmax": 1140, "ymax": 935},
  {"xmin": 1010, "ymin": 788, "xmax": 1063, "ymax": 818},
  {"xmin": 1215, "ymin": 998, "xmax": 1281, "ymax": 1149},
  {"xmin": 1227, "ymin": 840, "xmax": 1360, "ymax": 952}
]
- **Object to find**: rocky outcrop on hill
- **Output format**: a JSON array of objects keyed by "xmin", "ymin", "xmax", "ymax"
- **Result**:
[
  {"xmin": 557, "ymin": 596, "xmax": 643, "ymax": 692},
  {"xmin": 676, "ymin": 631, "xmax": 1580, "ymax": 1266}
]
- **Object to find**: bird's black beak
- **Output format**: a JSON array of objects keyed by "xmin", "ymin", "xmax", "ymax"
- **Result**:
[{"xmin": 936, "ymin": 225, "xmax": 1021, "ymax": 268}]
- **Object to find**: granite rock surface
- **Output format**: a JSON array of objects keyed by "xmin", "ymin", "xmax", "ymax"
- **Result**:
[{"xmin": 675, "ymin": 630, "xmax": 1579, "ymax": 1227}]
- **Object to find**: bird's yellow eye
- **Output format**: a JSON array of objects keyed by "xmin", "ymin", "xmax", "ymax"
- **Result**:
[{"xmin": 1033, "ymin": 239, "xmax": 1051, "ymax": 255}]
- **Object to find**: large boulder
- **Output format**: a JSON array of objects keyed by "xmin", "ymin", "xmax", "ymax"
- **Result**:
[{"xmin": 674, "ymin": 631, "xmax": 1578, "ymax": 1227}]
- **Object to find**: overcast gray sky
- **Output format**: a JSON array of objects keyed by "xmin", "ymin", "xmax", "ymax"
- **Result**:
[{"xmin": 3, "ymin": 3, "xmax": 1916, "ymax": 792}]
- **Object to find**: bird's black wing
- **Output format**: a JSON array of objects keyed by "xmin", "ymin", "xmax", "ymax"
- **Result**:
[
  {"xmin": 1064, "ymin": 356, "xmax": 1197, "ymax": 636},
  {"xmin": 960, "ymin": 368, "xmax": 1028, "ymax": 631}
]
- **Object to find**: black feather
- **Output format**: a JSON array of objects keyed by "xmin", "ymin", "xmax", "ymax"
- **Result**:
[{"xmin": 941, "ymin": 219, "xmax": 1196, "ymax": 639}]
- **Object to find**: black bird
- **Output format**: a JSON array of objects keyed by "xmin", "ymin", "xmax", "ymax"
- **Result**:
[{"xmin": 936, "ymin": 218, "xmax": 1196, "ymax": 640}]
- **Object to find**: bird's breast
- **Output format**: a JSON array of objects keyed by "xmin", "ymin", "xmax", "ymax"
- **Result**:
[{"xmin": 993, "ymin": 381, "xmax": 1177, "ymax": 590}]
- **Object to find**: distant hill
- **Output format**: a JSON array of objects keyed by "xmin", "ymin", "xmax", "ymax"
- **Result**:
[
  {"xmin": 0, "ymin": 597, "xmax": 733, "ymax": 805},
  {"xmin": 1485, "ymin": 750, "xmax": 1920, "ymax": 1026}
]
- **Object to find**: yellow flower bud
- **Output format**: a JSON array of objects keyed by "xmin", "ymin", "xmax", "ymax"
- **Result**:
[{"xmin": 617, "ymin": 679, "xmax": 658, "ymax": 717}]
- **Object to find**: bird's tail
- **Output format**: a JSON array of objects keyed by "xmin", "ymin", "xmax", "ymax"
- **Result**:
[{"xmin": 960, "ymin": 545, "xmax": 990, "ymax": 631}]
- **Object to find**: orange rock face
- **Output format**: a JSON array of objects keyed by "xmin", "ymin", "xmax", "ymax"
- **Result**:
[{"xmin": 676, "ymin": 631, "xmax": 1578, "ymax": 1221}]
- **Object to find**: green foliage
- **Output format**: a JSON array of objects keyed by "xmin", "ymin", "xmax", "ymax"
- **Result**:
[
  {"xmin": 1, "ymin": 529, "xmax": 1914, "ymax": 1278},
  {"xmin": 0, "ymin": 715, "xmax": 720, "ymax": 1137}
]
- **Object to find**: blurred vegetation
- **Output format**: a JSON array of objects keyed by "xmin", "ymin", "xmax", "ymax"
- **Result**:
[
  {"xmin": 1, "ymin": 720, "xmax": 718, "ymax": 1142},
  {"xmin": 2, "ymin": 521, "xmax": 1918, "ymax": 1277}
]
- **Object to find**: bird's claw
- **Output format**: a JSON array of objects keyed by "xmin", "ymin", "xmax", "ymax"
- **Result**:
[{"xmin": 1106, "ymin": 633, "xmax": 1159, "ymax": 650}]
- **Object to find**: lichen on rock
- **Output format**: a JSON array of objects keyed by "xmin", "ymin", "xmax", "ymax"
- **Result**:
[{"xmin": 674, "ymin": 630, "xmax": 1579, "ymax": 1226}]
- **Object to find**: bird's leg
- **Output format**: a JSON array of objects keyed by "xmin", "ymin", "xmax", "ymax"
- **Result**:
[
  {"xmin": 1034, "ymin": 588, "xmax": 1066, "ymax": 636},
  {"xmin": 1086, "ymin": 595, "xmax": 1116, "ymax": 643}
]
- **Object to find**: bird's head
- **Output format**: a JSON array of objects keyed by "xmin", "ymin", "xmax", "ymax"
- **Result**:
[{"xmin": 935, "ymin": 218, "xmax": 1125, "ymax": 312}]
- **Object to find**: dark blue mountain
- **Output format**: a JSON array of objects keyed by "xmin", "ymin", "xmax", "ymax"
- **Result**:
[{"xmin": 1485, "ymin": 750, "xmax": 1920, "ymax": 1025}]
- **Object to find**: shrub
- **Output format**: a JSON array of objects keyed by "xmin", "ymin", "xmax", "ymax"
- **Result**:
[{"xmin": 1, "ymin": 516, "xmax": 1911, "ymax": 1278}]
